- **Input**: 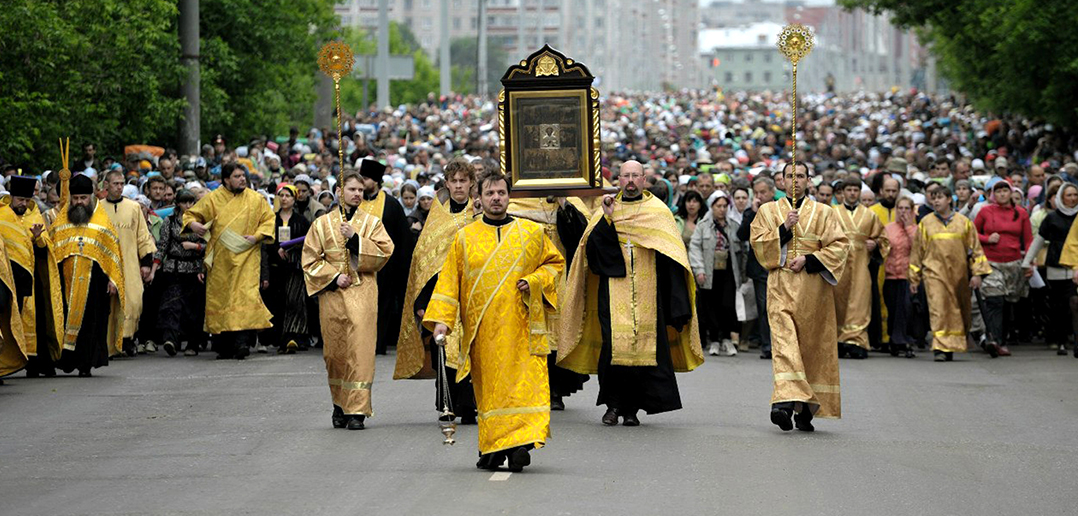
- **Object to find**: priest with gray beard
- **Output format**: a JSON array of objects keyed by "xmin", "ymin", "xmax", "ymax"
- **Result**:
[{"xmin": 49, "ymin": 173, "xmax": 126, "ymax": 377}]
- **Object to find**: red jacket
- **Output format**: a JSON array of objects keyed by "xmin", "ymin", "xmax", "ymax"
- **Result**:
[{"xmin": 974, "ymin": 203, "xmax": 1032, "ymax": 263}]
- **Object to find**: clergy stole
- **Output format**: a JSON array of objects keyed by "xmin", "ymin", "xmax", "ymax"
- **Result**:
[
  {"xmin": 102, "ymin": 198, "xmax": 156, "ymax": 338},
  {"xmin": 302, "ymin": 209, "xmax": 393, "ymax": 416},
  {"xmin": 869, "ymin": 202, "xmax": 896, "ymax": 343},
  {"xmin": 0, "ymin": 204, "xmax": 64, "ymax": 361},
  {"xmin": 394, "ymin": 197, "xmax": 474, "ymax": 380},
  {"xmin": 833, "ymin": 204, "xmax": 889, "ymax": 350},
  {"xmin": 183, "ymin": 188, "xmax": 275, "ymax": 333},
  {"xmin": 908, "ymin": 213, "xmax": 991, "ymax": 353},
  {"xmin": 557, "ymin": 191, "xmax": 703, "ymax": 375},
  {"xmin": 1059, "ymin": 214, "xmax": 1078, "ymax": 269},
  {"xmin": 51, "ymin": 204, "xmax": 126, "ymax": 357},
  {"xmin": 750, "ymin": 198, "xmax": 849, "ymax": 418},
  {"xmin": 509, "ymin": 197, "xmax": 593, "ymax": 354},
  {"xmin": 423, "ymin": 218, "xmax": 564, "ymax": 454},
  {"xmin": 0, "ymin": 236, "xmax": 27, "ymax": 376}
]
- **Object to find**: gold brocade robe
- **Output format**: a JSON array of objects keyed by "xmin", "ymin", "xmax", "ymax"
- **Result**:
[
  {"xmin": 908, "ymin": 213, "xmax": 991, "ymax": 353},
  {"xmin": 508, "ymin": 196, "xmax": 593, "ymax": 354},
  {"xmin": 51, "ymin": 203, "xmax": 126, "ymax": 357},
  {"xmin": 1059, "ymin": 215, "xmax": 1078, "ymax": 269},
  {"xmin": 0, "ymin": 237, "xmax": 27, "ymax": 376},
  {"xmin": 557, "ymin": 191, "xmax": 704, "ymax": 374},
  {"xmin": 423, "ymin": 218, "xmax": 564, "ymax": 454},
  {"xmin": 869, "ymin": 202, "xmax": 895, "ymax": 343},
  {"xmin": 182, "ymin": 188, "xmax": 275, "ymax": 333},
  {"xmin": 0, "ymin": 204, "xmax": 64, "ymax": 361},
  {"xmin": 833, "ymin": 204, "xmax": 890, "ymax": 349},
  {"xmin": 751, "ymin": 198, "xmax": 849, "ymax": 418},
  {"xmin": 102, "ymin": 198, "xmax": 156, "ymax": 338},
  {"xmin": 394, "ymin": 198, "xmax": 476, "ymax": 380},
  {"xmin": 303, "ymin": 209, "xmax": 393, "ymax": 416}
]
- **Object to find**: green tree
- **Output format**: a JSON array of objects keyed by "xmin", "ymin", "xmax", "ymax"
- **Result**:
[
  {"xmin": 448, "ymin": 36, "xmax": 510, "ymax": 96},
  {"xmin": 839, "ymin": 0, "xmax": 1078, "ymax": 127},
  {"xmin": 0, "ymin": 0, "xmax": 184, "ymax": 170},
  {"xmin": 340, "ymin": 22, "xmax": 441, "ymax": 110}
]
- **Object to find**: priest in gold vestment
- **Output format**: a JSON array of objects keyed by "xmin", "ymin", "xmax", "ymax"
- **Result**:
[
  {"xmin": 832, "ymin": 177, "xmax": 889, "ymax": 359},
  {"xmin": 101, "ymin": 170, "xmax": 157, "ymax": 355},
  {"xmin": 183, "ymin": 163, "xmax": 274, "ymax": 360},
  {"xmin": 557, "ymin": 161, "xmax": 703, "ymax": 428},
  {"xmin": 395, "ymin": 158, "xmax": 479, "ymax": 423},
  {"xmin": 1, "ymin": 176, "xmax": 64, "ymax": 378},
  {"xmin": 750, "ymin": 163, "xmax": 849, "ymax": 432},
  {"xmin": 426, "ymin": 171, "xmax": 564, "ymax": 472},
  {"xmin": 303, "ymin": 172, "xmax": 394, "ymax": 431},
  {"xmin": 908, "ymin": 185, "xmax": 991, "ymax": 361},
  {"xmin": 51, "ymin": 173, "xmax": 126, "ymax": 377},
  {"xmin": 0, "ymin": 235, "xmax": 27, "ymax": 382}
]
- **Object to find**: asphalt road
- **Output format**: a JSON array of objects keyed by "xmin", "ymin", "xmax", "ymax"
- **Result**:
[{"xmin": 2, "ymin": 345, "xmax": 1077, "ymax": 515}]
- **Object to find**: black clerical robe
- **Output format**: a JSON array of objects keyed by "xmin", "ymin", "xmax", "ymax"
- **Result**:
[{"xmin": 359, "ymin": 191, "xmax": 414, "ymax": 355}]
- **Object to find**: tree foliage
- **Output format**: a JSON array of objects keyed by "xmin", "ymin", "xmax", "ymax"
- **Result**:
[
  {"xmin": 839, "ymin": 0, "xmax": 1078, "ymax": 127},
  {"xmin": 0, "ymin": 0, "xmax": 339, "ymax": 170},
  {"xmin": 448, "ymin": 36, "xmax": 510, "ymax": 96},
  {"xmin": 340, "ymin": 22, "xmax": 441, "ymax": 111}
]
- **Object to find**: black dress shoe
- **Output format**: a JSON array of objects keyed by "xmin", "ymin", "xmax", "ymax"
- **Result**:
[
  {"xmin": 770, "ymin": 406, "xmax": 793, "ymax": 431},
  {"xmin": 794, "ymin": 409, "xmax": 814, "ymax": 432},
  {"xmin": 234, "ymin": 347, "xmax": 250, "ymax": 360},
  {"xmin": 507, "ymin": 447, "xmax": 531, "ymax": 472},
  {"xmin": 26, "ymin": 368, "xmax": 38, "ymax": 378},
  {"xmin": 837, "ymin": 343, "xmax": 848, "ymax": 358},
  {"xmin": 847, "ymin": 346, "xmax": 868, "ymax": 359},
  {"xmin": 78, "ymin": 369, "xmax": 92, "ymax": 378},
  {"xmin": 621, "ymin": 410, "xmax": 640, "ymax": 427},
  {"xmin": 332, "ymin": 406, "xmax": 346, "ymax": 429},
  {"xmin": 460, "ymin": 414, "xmax": 477, "ymax": 425},
  {"xmin": 944, "ymin": 352, "xmax": 954, "ymax": 362},
  {"xmin": 904, "ymin": 349, "xmax": 916, "ymax": 359},
  {"xmin": 476, "ymin": 451, "xmax": 506, "ymax": 470},
  {"xmin": 346, "ymin": 415, "xmax": 365, "ymax": 430},
  {"xmin": 550, "ymin": 394, "xmax": 565, "ymax": 411},
  {"xmin": 601, "ymin": 408, "xmax": 619, "ymax": 426},
  {"xmin": 760, "ymin": 349, "xmax": 772, "ymax": 359}
]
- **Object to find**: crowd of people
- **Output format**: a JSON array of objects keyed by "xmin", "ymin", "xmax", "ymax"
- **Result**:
[{"xmin": 2, "ymin": 88, "xmax": 1078, "ymax": 469}]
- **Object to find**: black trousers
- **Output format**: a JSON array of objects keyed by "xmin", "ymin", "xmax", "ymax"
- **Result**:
[
  {"xmin": 157, "ymin": 271, "xmax": 207, "ymax": 349},
  {"xmin": 982, "ymin": 296, "xmax": 1009, "ymax": 345},
  {"xmin": 1047, "ymin": 279, "xmax": 1078, "ymax": 345},
  {"xmin": 753, "ymin": 276, "xmax": 771, "ymax": 351},
  {"xmin": 214, "ymin": 330, "xmax": 255, "ymax": 358},
  {"xmin": 882, "ymin": 279, "xmax": 912, "ymax": 346}
]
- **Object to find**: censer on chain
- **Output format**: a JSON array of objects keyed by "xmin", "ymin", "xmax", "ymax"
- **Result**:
[{"xmin": 434, "ymin": 334, "xmax": 456, "ymax": 445}]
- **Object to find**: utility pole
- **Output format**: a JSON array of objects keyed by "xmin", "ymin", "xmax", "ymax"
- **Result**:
[
  {"xmin": 440, "ymin": 0, "xmax": 450, "ymax": 98},
  {"xmin": 518, "ymin": 0, "xmax": 525, "ymax": 57},
  {"xmin": 179, "ymin": 0, "xmax": 200, "ymax": 157},
  {"xmin": 477, "ymin": 0, "xmax": 488, "ymax": 98},
  {"xmin": 378, "ymin": 0, "xmax": 390, "ymax": 108}
]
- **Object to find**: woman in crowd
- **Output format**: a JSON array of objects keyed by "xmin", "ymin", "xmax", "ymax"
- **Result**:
[
  {"xmin": 974, "ymin": 180, "xmax": 1033, "ymax": 357},
  {"xmin": 265, "ymin": 184, "xmax": 312, "ymax": 354},
  {"xmin": 408, "ymin": 185, "xmax": 435, "ymax": 234},
  {"xmin": 689, "ymin": 192, "xmax": 744, "ymax": 357},
  {"xmin": 882, "ymin": 196, "xmax": 918, "ymax": 358},
  {"xmin": 1022, "ymin": 182, "xmax": 1078, "ymax": 356},
  {"xmin": 154, "ymin": 190, "xmax": 207, "ymax": 356},
  {"xmin": 400, "ymin": 182, "xmax": 419, "ymax": 217},
  {"xmin": 675, "ymin": 190, "xmax": 706, "ymax": 248}
]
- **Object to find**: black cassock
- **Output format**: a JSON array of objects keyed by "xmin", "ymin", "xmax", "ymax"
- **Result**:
[
  {"xmin": 57, "ymin": 264, "xmax": 112, "ymax": 374},
  {"xmin": 372, "ymin": 194, "xmax": 415, "ymax": 355},
  {"xmin": 549, "ymin": 203, "xmax": 592, "ymax": 399},
  {"xmin": 583, "ymin": 215, "xmax": 691, "ymax": 415}
]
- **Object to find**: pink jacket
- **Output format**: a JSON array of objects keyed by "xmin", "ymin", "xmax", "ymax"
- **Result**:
[{"xmin": 884, "ymin": 222, "xmax": 917, "ymax": 280}]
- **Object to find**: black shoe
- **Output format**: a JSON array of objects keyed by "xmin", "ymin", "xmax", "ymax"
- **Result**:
[
  {"xmin": 1057, "ymin": 344, "xmax": 1067, "ymax": 356},
  {"xmin": 460, "ymin": 414, "xmax": 477, "ymax": 425},
  {"xmin": 26, "ymin": 367, "xmax": 38, "ymax": 378},
  {"xmin": 476, "ymin": 451, "xmax": 506, "ymax": 470},
  {"xmin": 346, "ymin": 415, "xmax": 365, "ymax": 430},
  {"xmin": 215, "ymin": 353, "xmax": 233, "ymax": 360},
  {"xmin": 234, "ymin": 346, "xmax": 250, "ymax": 360},
  {"xmin": 601, "ymin": 408, "xmax": 619, "ymax": 426},
  {"xmin": 332, "ymin": 406, "xmax": 346, "ymax": 429},
  {"xmin": 889, "ymin": 344, "xmax": 901, "ymax": 357},
  {"xmin": 837, "ymin": 343, "xmax": 848, "ymax": 358},
  {"xmin": 123, "ymin": 339, "xmax": 136, "ymax": 357},
  {"xmin": 847, "ymin": 346, "xmax": 868, "ymax": 359},
  {"xmin": 770, "ymin": 406, "xmax": 793, "ymax": 431},
  {"xmin": 78, "ymin": 369, "xmax": 92, "ymax": 378},
  {"xmin": 760, "ymin": 349, "xmax": 772, "ymax": 359},
  {"xmin": 550, "ymin": 394, "xmax": 565, "ymax": 411},
  {"xmin": 163, "ymin": 341, "xmax": 177, "ymax": 357},
  {"xmin": 934, "ymin": 350, "xmax": 946, "ymax": 362},
  {"xmin": 621, "ymin": 410, "xmax": 640, "ymax": 427},
  {"xmin": 904, "ymin": 349, "xmax": 916, "ymax": 359},
  {"xmin": 507, "ymin": 446, "xmax": 531, "ymax": 472},
  {"xmin": 945, "ymin": 352, "xmax": 954, "ymax": 362},
  {"xmin": 794, "ymin": 409, "xmax": 814, "ymax": 432},
  {"xmin": 983, "ymin": 341, "xmax": 1000, "ymax": 358}
]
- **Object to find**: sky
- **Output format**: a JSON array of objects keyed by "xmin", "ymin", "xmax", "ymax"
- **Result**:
[{"xmin": 698, "ymin": 0, "xmax": 836, "ymax": 5}]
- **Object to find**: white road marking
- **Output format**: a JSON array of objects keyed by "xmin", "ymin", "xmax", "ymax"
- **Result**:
[{"xmin": 489, "ymin": 472, "xmax": 512, "ymax": 481}]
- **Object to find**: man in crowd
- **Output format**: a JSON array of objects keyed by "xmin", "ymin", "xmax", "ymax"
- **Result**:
[
  {"xmin": 750, "ymin": 163, "xmax": 849, "ymax": 432},
  {"xmin": 355, "ymin": 159, "xmax": 414, "ymax": 355},
  {"xmin": 100, "ymin": 170, "xmax": 156, "ymax": 355},
  {"xmin": 395, "ymin": 158, "xmax": 478, "ymax": 423},
  {"xmin": 183, "ymin": 163, "xmax": 275, "ymax": 360},
  {"xmin": 0, "ymin": 235, "xmax": 26, "ymax": 383},
  {"xmin": 1, "ymin": 176, "xmax": 64, "ymax": 377},
  {"xmin": 869, "ymin": 171, "xmax": 902, "ymax": 350},
  {"xmin": 558, "ymin": 160, "xmax": 703, "ymax": 427},
  {"xmin": 51, "ymin": 173, "xmax": 125, "ymax": 377},
  {"xmin": 738, "ymin": 176, "xmax": 777, "ymax": 359},
  {"xmin": 427, "ymin": 169, "xmax": 564, "ymax": 472},
  {"xmin": 833, "ymin": 177, "xmax": 888, "ymax": 359},
  {"xmin": 815, "ymin": 181, "xmax": 834, "ymax": 207},
  {"xmin": 303, "ymin": 171, "xmax": 394, "ymax": 431}
]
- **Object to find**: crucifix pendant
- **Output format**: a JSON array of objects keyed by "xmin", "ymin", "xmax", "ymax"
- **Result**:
[{"xmin": 77, "ymin": 237, "xmax": 85, "ymax": 253}]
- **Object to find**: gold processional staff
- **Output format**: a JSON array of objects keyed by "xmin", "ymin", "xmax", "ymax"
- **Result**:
[{"xmin": 777, "ymin": 24, "xmax": 814, "ymax": 249}]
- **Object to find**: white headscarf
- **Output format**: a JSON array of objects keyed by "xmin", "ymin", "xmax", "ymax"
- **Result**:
[{"xmin": 1056, "ymin": 182, "xmax": 1078, "ymax": 217}]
